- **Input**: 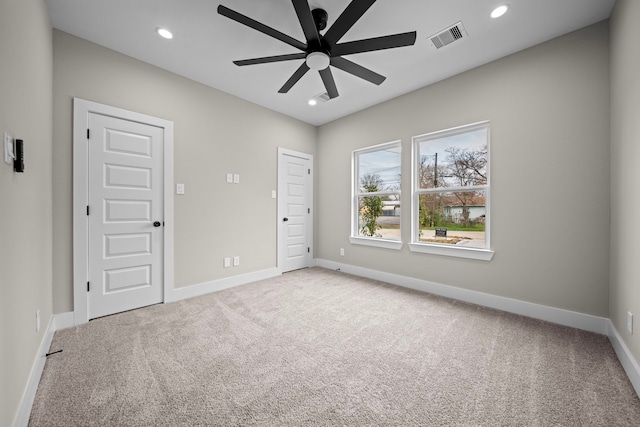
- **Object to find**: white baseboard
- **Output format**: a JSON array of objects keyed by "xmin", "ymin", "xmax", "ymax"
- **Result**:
[
  {"xmin": 315, "ymin": 259, "xmax": 609, "ymax": 335},
  {"xmin": 608, "ymin": 320, "xmax": 640, "ymax": 397},
  {"xmin": 166, "ymin": 267, "xmax": 281, "ymax": 303},
  {"xmin": 53, "ymin": 311, "xmax": 75, "ymax": 331},
  {"xmin": 13, "ymin": 317, "xmax": 53, "ymax": 427},
  {"xmin": 13, "ymin": 312, "xmax": 77, "ymax": 427}
]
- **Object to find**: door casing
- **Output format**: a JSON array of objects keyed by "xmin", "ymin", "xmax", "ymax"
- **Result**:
[
  {"xmin": 73, "ymin": 98, "xmax": 174, "ymax": 325},
  {"xmin": 277, "ymin": 147, "xmax": 314, "ymax": 273}
]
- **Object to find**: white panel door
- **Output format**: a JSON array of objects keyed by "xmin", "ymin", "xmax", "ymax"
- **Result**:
[
  {"xmin": 87, "ymin": 113, "xmax": 164, "ymax": 319},
  {"xmin": 278, "ymin": 149, "xmax": 313, "ymax": 273}
]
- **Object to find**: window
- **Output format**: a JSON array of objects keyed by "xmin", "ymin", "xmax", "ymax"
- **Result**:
[
  {"xmin": 411, "ymin": 122, "xmax": 494, "ymax": 260},
  {"xmin": 351, "ymin": 141, "xmax": 402, "ymax": 250}
]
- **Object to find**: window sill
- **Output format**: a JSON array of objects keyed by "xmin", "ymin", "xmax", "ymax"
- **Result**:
[
  {"xmin": 409, "ymin": 242, "xmax": 494, "ymax": 261},
  {"xmin": 349, "ymin": 236, "xmax": 403, "ymax": 250}
]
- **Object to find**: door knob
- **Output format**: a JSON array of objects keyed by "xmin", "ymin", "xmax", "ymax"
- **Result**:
[
  {"xmin": 153, "ymin": 221, "xmax": 161, "ymax": 227},
  {"xmin": 283, "ymin": 218, "xmax": 289, "ymax": 222}
]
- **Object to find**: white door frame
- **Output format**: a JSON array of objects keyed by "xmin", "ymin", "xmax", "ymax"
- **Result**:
[
  {"xmin": 73, "ymin": 98, "xmax": 174, "ymax": 325},
  {"xmin": 277, "ymin": 147, "xmax": 314, "ymax": 272}
]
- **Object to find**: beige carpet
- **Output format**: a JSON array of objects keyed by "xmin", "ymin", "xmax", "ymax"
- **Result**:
[{"xmin": 30, "ymin": 267, "xmax": 640, "ymax": 426}]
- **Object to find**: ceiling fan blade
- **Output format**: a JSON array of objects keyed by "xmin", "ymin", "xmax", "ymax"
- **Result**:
[
  {"xmin": 234, "ymin": 53, "xmax": 306, "ymax": 66},
  {"xmin": 319, "ymin": 67, "xmax": 339, "ymax": 99},
  {"xmin": 323, "ymin": 0, "xmax": 377, "ymax": 46},
  {"xmin": 292, "ymin": 0, "xmax": 320, "ymax": 46},
  {"xmin": 330, "ymin": 57, "xmax": 385, "ymax": 85},
  {"xmin": 332, "ymin": 31, "xmax": 417, "ymax": 56},
  {"xmin": 279, "ymin": 62, "xmax": 310, "ymax": 93},
  {"xmin": 218, "ymin": 5, "xmax": 306, "ymax": 51}
]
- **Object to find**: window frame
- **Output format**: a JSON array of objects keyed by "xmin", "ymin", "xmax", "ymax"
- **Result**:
[
  {"xmin": 350, "ymin": 140, "xmax": 403, "ymax": 250},
  {"xmin": 410, "ymin": 121, "xmax": 494, "ymax": 261}
]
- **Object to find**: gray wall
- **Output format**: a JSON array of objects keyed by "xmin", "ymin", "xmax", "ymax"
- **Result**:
[
  {"xmin": 316, "ymin": 22, "xmax": 610, "ymax": 317},
  {"xmin": 52, "ymin": 31, "xmax": 317, "ymax": 313},
  {"xmin": 610, "ymin": 0, "xmax": 640, "ymax": 366},
  {"xmin": 0, "ymin": 0, "xmax": 53, "ymax": 425}
]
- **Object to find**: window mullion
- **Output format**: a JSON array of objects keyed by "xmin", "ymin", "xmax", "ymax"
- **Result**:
[
  {"xmin": 417, "ymin": 185, "xmax": 487, "ymax": 195},
  {"xmin": 357, "ymin": 190, "xmax": 401, "ymax": 197}
]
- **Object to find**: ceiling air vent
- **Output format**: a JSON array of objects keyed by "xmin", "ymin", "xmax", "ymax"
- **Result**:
[
  {"xmin": 429, "ymin": 22, "xmax": 467, "ymax": 49},
  {"xmin": 311, "ymin": 92, "xmax": 331, "ymax": 104},
  {"xmin": 317, "ymin": 92, "xmax": 331, "ymax": 102}
]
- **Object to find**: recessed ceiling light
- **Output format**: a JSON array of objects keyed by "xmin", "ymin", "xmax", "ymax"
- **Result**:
[
  {"xmin": 490, "ymin": 5, "xmax": 509, "ymax": 19},
  {"xmin": 308, "ymin": 99, "xmax": 317, "ymax": 106},
  {"xmin": 156, "ymin": 28, "xmax": 173, "ymax": 39}
]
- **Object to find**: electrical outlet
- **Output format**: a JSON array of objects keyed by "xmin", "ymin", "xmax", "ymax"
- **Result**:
[
  {"xmin": 340, "ymin": 248, "xmax": 344, "ymax": 256},
  {"xmin": 627, "ymin": 312, "xmax": 633, "ymax": 334},
  {"xmin": 233, "ymin": 256, "xmax": 240, "ymax": 266},
  {"xmin": 226, "ymin": 173, "xmax": 233, "ymax": 183},
  {"xmin": 223, "ymin": 257, "xmax": 231, "ymax": 268},
  {"xmin": 36, "ymin": 309, "xmax": 40, "ymax": 332}
]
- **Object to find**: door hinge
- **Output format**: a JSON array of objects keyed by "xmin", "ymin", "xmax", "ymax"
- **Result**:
[
  {"xmin": 308, "ymin": 169, "xmax": 311, "ymax": 175},
  {"xmin": 308, "ymin": 208, "xmax": 310, "ymax": 214},
  {"xmin": 87, "ymin": 282, "xmax": 90, "ymax": 292},
  {"xmin": 86, "ymin": 205, "xmax": 90, "ymax": 216},
  {"xmin": 87, "ymin": 129, "xmax": 90, "ymax": 139},
  {"xmin": 308, "ymin": 247, "xmax": 310, "ymax": 253}
]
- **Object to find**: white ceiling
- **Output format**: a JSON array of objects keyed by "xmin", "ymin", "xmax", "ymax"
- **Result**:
[{"xmin": 45, "ymin": 0, "xmax": 615, "ymax": 126}]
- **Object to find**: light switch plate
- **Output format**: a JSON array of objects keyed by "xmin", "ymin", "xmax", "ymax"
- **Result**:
[
  {"xmin": 226, "ymin": 173, "xmax": 233, "ymax": 183},
  {"xmin": 4, "ymin": 132, "xmax": 14, "ymax": 164},
  {"xmin": 233, "ymin": 256, "xmax": 240, "ymax": 266},
  {"xmin": 271, "ymin": 190, "xmax": 276, "ymax": 199},
  {"xmin": 233, "ymin": 174, "xmax": 240, "ymax": 184},
  {"xmin": 176, "ymin": 183, "xmax": 185, "ymax": 194}
]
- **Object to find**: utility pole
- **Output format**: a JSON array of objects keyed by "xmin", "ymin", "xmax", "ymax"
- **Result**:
[{"xmin": 434, "ymin": 152, "xmax": 438, "ymax": 187}]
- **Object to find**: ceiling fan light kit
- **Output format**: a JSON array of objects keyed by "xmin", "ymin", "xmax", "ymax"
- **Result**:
[
  {"xmin": 306, "ymin": 52, "xmax": 330, "ymax": 71},
  {"xmin": 217, "ymin": 0, "xmax": 417, "ymax": 100}
]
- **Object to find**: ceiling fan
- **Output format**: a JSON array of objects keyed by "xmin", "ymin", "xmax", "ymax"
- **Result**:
[{"xmin": 217, "ymin": 0, "xmax": 417, "ymax": 99}]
